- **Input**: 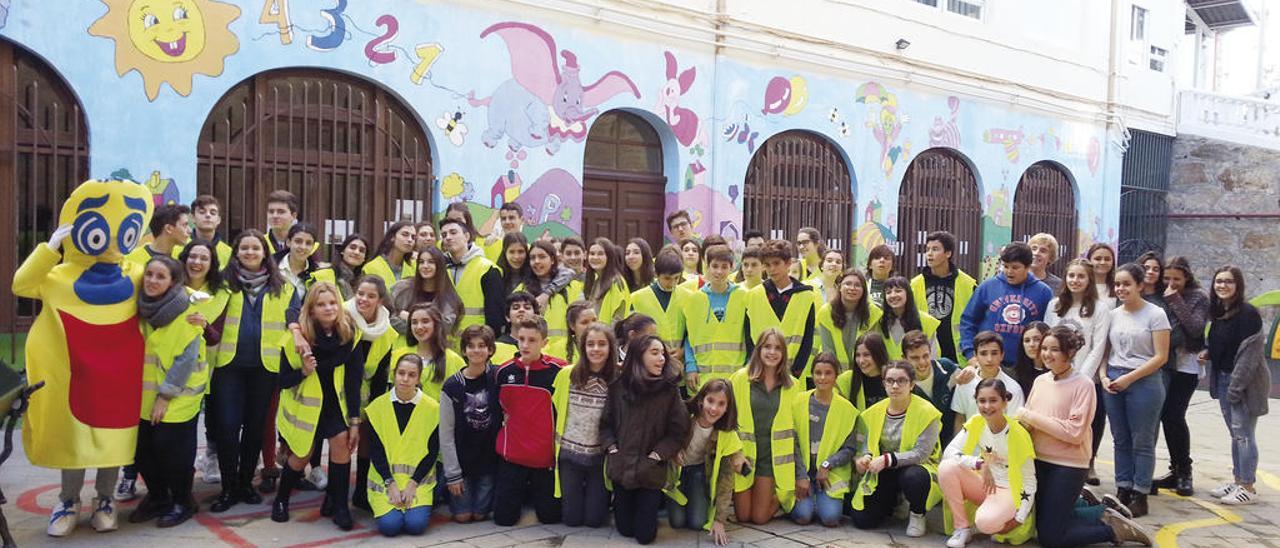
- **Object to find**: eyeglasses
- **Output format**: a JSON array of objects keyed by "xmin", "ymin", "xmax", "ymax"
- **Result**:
[{"xmin": 883, "ymin": 377, "xmax": 911, "ymax": 387}]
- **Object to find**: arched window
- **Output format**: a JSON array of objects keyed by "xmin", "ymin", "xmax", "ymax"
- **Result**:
[
  {"xmin": 0, "ymin": 40, "xmax": 89, "ymax": 362},
  {"xmin": 1013, "ymin": 162, "xmax": 1077, "ymax": 275},
  {"xmin": 582, "ymin": 110, "xmax": 665, "ymax": 248},
  {"xmin": 197, "ymin": 69, "xmax": 432, "ymax": 251},
  {"xmin": 743, "ymin": 131, "xmax": 854, "ymax": 254},
  {"xmin": 896, "ymin": 148, "xmax": 982, "ymax": 276}
]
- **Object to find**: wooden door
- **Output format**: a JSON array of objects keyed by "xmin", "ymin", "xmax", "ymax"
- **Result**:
[{"xmin": 582, "ymin": 111, "xmax": 665, "ymax": 248}]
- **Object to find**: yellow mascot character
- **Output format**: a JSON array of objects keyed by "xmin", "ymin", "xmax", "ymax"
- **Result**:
[{"xmin": 12, "ymin": 179, "xmax": 154, "ymax": 469}]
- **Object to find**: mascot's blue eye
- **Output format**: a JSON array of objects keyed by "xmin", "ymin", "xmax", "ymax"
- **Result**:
[
  {"xmin": 72, "ymin": 212, "xmax": 111, "ymax": 256},
  {"xmin": 117, "ymin": 213, "xmax": 144, "ymax": 253}
]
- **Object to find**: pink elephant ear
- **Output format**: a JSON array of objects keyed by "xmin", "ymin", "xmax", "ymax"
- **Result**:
[
  {"xmin": 664, "ymin": 51, "xmax": 677, "ymax": 80},
  {"xmin": 678, "ymin": 66, "xmax": 696, "ymax": 94}
]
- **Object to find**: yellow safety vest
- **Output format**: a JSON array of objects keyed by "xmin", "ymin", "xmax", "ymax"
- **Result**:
[
  {"xmin": 792, "ymin": 389, "xmax": 857, "ymax": 498},
  {"xmin": 593, "ymin": 280, "xmax": 631, "ymax": 325},
  {"xmin": 683, "ymin": 286, "xmax": 749, "ymax": 384},
  {"xmin": 851, "ymin": 394, "xmax": 943, "ymax": 511},
  {"xmin": 729, "ymin": 368, "xmax": 801, "ymax": 511},
  {"xmin": 365, "ymin": 391, "xmax": 439, "ymax": 516},
  {"xmin": 816, "ymin": 301, "xmax": 884, "ymax": 371},
  {"xmin": 550, "ymin": 365, "xmax": 614, "ymax": 496},
  {"xmin": 515, "ymin": 280, "xmax": 584, "ymax": 355},
  {"xmin": 663, "ymin": 427, "xmax": 743, "ymax": 530},
  {"xmin": 745, "ymin": 284, "xmax": 818, "ymax": 384},
  {"xmin": 493, "ymin": 341, "xmax": 518, "ymax": 365},
  {"xmin": 213, "ymin": 284, "xmax": 296, "ymax": 372},
  {"xmin": 629, "ymin": 284, "xmax": 694, "ymax": 361},
  {"xmin": 835, "ymin": 370, "xmax": 884, "ymax": 412},
  {"xmin": 388, "ymin": 347, "xmax": 465, "ymax": 401},
  {"xmin": 359, "ymin": 328, "xmax": 401, "ymax": 406},
  {"xmin": 364, "ymin": 254, "xmax": 417, "ymax": 292},
  {"xmin": 139, "ymin": 307, "xmax": 208, "ymax": 424},
  {"xmin": 277, "ymin": 335, "xmax": 359, "ymax": 455},
  {"xmin": 942, "ymin": 414, "xmax": 1038, "ymax": 545},
  {"xmin": 883, "ymin": 312, "xmax": 942, "ymax": 360},
  {"xmin": 449, "ymin": 254, "xmax": 497, "ymax": 332},
  {"xmin": 910, "ymin": 271, "xmax": 976, "ymax": 355}
]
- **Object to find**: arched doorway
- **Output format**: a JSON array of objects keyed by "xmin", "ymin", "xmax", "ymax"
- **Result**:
[
  {"xmin": 1013, "ymin": 162, "xmax": 1077, "ymax": 276},
  {"xmin": 0, "ymin": 40, "xmax": 90, "ymax": 365},
  {"xmin": 197, "ymin": 69, "xmax": 433, "ymax": 253},
  {"xmin": 743, "ymin": 131, "xmax": 854, "ymax": 254},
  {"xmin": 581, "ymin": 110, "xmax": 666, "ymax": 248},
  {"xmin": 896, "ymin": 148, "xmax": 982, "ymax": 276}
]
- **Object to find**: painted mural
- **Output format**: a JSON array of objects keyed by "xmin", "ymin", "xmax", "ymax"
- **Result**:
[{"xmin": 1, "ymin": 0, "xmax": 1119, "ymax": 276}]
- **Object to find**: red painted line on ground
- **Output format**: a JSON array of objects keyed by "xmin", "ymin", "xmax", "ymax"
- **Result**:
[
  {"xmin": 195, "ymin": 511, "xmax": 256, "ymax": 548},
  {"xmin": 284, "ymin": 530, "xmax": 380, "ymax": 547}
]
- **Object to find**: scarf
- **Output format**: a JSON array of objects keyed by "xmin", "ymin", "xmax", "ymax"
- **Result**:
[
  {"xmin": 344, "ymin": 298, "xmax": 391, "ymax": 341},
  {"xmin": 236, "ymin": 265, "xmax": 271, "ymax": 299},
  {"xmin": 138, "ymin": 284, "xmax": 189, "ymax": 328}
]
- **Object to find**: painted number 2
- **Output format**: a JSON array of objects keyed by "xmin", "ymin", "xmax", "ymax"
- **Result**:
[
  {"xmin": 307, "ymin": 0, "xmax": 347, "ymax": 51},
  {"xmin": 364, "ymin": 14, "xmax": 399, "ymax": 64}
]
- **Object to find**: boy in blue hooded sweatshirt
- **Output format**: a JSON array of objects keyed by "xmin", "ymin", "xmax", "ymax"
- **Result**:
[{"xmin": 958, "ymin": 242, "xmax": 1053, "ymax": 369}]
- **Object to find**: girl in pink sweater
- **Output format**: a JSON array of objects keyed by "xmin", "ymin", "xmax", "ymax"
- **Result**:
[{"xmin": 1015, "ymin": 326, "xmax": 1151, "ymax": 547}]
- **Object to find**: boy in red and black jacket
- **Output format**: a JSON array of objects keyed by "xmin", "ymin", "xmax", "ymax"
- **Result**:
[{"xmin": 493, "ymin": 316, "xmax": 566, "ymax": 526}]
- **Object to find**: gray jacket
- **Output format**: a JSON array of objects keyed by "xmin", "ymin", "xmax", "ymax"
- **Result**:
[{"xmin": 1210, "ymin": 332, "xmax": 1271, "ymax": 417}]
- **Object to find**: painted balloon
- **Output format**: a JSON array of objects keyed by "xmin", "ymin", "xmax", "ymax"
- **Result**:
[
  {"xmin": 761, "ymin": 76, "xmax": 791, "ymax": 115},
  {"xmin": 783, "ymin": 76, "xmax": 808, "ymax": 116}
]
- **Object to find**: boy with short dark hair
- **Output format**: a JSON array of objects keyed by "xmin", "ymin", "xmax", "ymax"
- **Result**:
[
  {"xmin": 630, "ymin": 250, "xmax": 693, "ymax": 371},
  {"xmin": 493, "ymin": 317, "xmax": 565, "ymax": 526},
  {"xmin": 189, "ymin": 195, "xmax": 232, "ymax": 265},
  {"xmin": 666, "ymin": 210, "xmax": 697, "ymax": 244},
  {"xmin": 265, "ymin": 189, "xmax": 299, "ymax": 257},
  {"xmin": 682, "ymin": 245, "xmax": 749, "ymax": 388},
  {"xmin": 441, "ymin": 325, "xmax": 502, "ymax": 524},
  {"xmin": 493, "ymin": 291, "xmax": 539, "ymax": 364},
  {"xmin": 958, "ymin": 241, "xmax": 1053, "ymax": 368},
  {"xmin": 910, "ymin": 231, "xmax": 977, "ymax": 363},
  {"xmin": 950, "ymin": 330, "xmax": 1024, "ymax": 435},
  {"xmin": 485, "ymin": 203, "xmax": 526, "ymax": 262},
  {"xmin": 126, "ymin": 203, "xmax": 191, "ymax": 266},
  {"xmin": 902, "ymin": 330, "xmax": 960, "ymax": 444},
  {"xmin": 734, "ymin": 247, "xmax": 764, "ymax": 290}
]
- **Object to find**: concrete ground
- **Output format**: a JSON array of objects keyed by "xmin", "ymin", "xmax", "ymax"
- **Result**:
[{"xmin": 0, "ymin": 391, "xmax": 1276, "ymax": 547}]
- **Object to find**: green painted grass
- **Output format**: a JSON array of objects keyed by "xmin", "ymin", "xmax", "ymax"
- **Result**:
[{"xmin": 0, "ymin": 334, "xmax": 25, "ymax": 371}]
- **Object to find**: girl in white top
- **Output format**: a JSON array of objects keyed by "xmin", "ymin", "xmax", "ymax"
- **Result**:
[
  {"xmin": 1086, "ymin": 243, "xmax": 1117, "ymax": 306},
  {"xmin": 1045, "ymin": 259, "xmax": 1112, "ymax": 379}
]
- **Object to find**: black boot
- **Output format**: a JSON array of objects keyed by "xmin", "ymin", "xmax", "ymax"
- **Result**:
[
  {"xmin": 1117, "ymin": 487, "xmax": 1133, "ymax": 507},
  {"xmin": 1152, "ymin": 465, "xmax": 1177, "ymax": 494},
  {"xmin": 271, "ymin": 467, "xmax": 303, "ymax": 523},
  {"xmin": 240, "ymin": 466, "xmax": 264, "ymax": 504},
  {"xmin": 1127, "ymin": 492, "xmax": 1148, "ymax": 518},
  {"xmin": 1176, "ymin": 464, "xmax": 1194, "ymax": 496},
  {"xmin": 328, "ymin": 461, "xmax": 353, "ymax": 531},
  {"xmin": 352, "ymin": 458, "xmax": 372, "ymax": 512},
  {"xmin": 210, "ymin": 462, "xmax": 240, "ymax": 513}
]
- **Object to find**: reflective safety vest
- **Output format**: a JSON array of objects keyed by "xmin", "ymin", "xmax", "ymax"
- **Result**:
[
  {"xmin": 277, "ymin": 335, "xmax": 359, "ymax": 455},
  {"xmin": 803, "ymin": 276, "xmax": 833, "ymax": 303},
  {"xmin": 449, "ymin": 253, "xmax": 497, "ymax": 332},
  {"xmin": 910, "ymin": 270, "xmax": 976, "ymax": 355},
  {"xmin": 942, "ymin": 414, "xmax": 1038, "ymax": 545},
  {"xmin": 835, "ymin": 370, "xmax": 883, "ymax": 412},
  {"xmin": 683, "ymin": 286, "xmax": 749, "ymax": 384},
  {"xmin": 363, "ymin": 254, "xmax": 417, "ymax": 293},
  {"xmin": 359, "ymin": 327, "xmax": 400, "ymax": 406},
  {"xmin": 816, "ymin": 301, "xmax": 884, "ymax": 371},
  {"xmin": 745, "ymin": 284, "xmax": 818, "ymax": 383},
  {"xmin": 663, "ymin": 426, "xmax": 743, "ymax": 530},
  {"xmin": 305, "ymin": 266, "xmax": 337, "ymax": 291},
  {"xmin": 139, "ymin": 306, "xmax": 208, "ymax": 424},
  {"xmin": 515, "ymin": 280, "xmax": 583, "ymax": 354},
  {"xmin": 388, "ymin": 347, "xmax": 465, "ymax": 401},
  {"xmin": 729, "ymin": 368, "xmax": 801, "ymax": 511},
  {"xmin": 792, "ymin": 389, "xmax": 857, "ymax": 498},
  {"xmin": 851, "ymin": 395, "xmax": 943, "ymax": 511},
  {"xmin": 550, "ymin": 365, "xmax": 613, "ymax": 496},
  {"xmin": 213, "ymin": 284, "xmax": 296, "ymax": 372},
  {"xmin": 492, "ymin": 341, "xmax": 518, "ymax": 366},
  {"xmin": 883, "ymin": 312, "xmax": 942, "ymax": 360},
  {"xmin": 629, "ymin": 284, "xmax": 694, "ymax": 364},
  {"xmin": 593, "ymin": 280, "xmax": 631, "ymax": 325},
  {"xmin": 365, "ymin": 390, "xmax": 439, "ymax": 517}
]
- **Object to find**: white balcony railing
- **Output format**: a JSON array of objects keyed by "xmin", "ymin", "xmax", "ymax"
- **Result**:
[{"xmin": 1177, "ymin": 90, "xmax": 1280, "ymax": 150}]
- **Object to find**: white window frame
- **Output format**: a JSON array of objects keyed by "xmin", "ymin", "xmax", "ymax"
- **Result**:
[
  {"xmin": 904, "ymin": 0, "xmax": 984, "ymax": 21},
  {"xmin": 1131, "ymin": 5, "xmax": 1148, "ymax": 41}
]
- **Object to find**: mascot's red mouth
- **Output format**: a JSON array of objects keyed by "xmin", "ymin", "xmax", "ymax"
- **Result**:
[
  {"xmin": 154, "ymin": 33, "xmax": 187, "ymax": 57},
  {"xmin": 59, "ymin": 311, "xmax": 143, "ymax": 429}
]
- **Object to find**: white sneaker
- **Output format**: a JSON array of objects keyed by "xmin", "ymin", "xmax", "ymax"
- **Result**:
[
  {"xmin": 306, "ymin": 467, "xmax": 328, "ymax": 491},
  {"xmin": 112, "ymin": 477, "xmax": 137, "ymax": 502},
  {"xmin": 946, "ymin": 527, "xmax": 972, "ymax": 548},
  {"xmin": 1220, "ymin": 485, "xmax": 1258, "ymax": 505},
  {"xmin": 906, "ymin": 512, "xmax": 927, "ymax": 537},
  {"xmin": 201, "ymin": 453, "xmax": 222, "ymax": 484},
  {"xmin": 1210, "ymin": 482, "xmax": 1237, "ymax": 498},
  {"xmin": 90, "ymin": 497, "xmax": 117, "ymax": 532},
  {"xmin": 47, "ymin": 499, "xmax": 78, "ymax": 537}
]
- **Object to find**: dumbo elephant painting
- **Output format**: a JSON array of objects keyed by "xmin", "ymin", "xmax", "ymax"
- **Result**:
[{"xmin": 468, "ymin": 21, "xmax": 641, "ymax": 154}]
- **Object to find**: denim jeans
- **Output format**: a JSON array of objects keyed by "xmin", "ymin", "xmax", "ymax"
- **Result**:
[
  {"xmin": 790, "ymin": 486, "xmax": 843, "ymax": 526},
  {"xmin": 446, "ymin": 474, "xmax": 496, "ymax": 517},
  {"xmin": 1214, "ymin": 372, "xmax": 1259, "ymax": 484},
  {"xmin": 1104, "ymin": 366, "xmax": 1166, "ymax": 492},
  {"xmin": 559, "ymin": 458, "xmax": 610, "ymax": 528},
  {"xmin": 667, "ymin": 465, "xmax": 708, "ymax": 530},
  {"xmin": 376, "ymin": 505, "xmax": 431, "ymax": 536}
]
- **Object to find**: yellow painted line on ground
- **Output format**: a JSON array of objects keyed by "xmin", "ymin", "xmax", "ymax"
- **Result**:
[
  {"xmin": 1258, "ymin": 471, "xmax": 1280, "ymax": 493},
  {"xmin": 1153, "ymin": 494, "xmax": 1242, "ymax": 548}
]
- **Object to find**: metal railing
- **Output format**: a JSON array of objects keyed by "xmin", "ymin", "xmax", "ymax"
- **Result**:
[
  {"xmin": 896, "ymin": 148, "xmax": 982, "ymax": 276},
  {"xmin": 1177, "ymin": 90, "xmax": 1280, "ymax": 151},
  {"xmin": 743, "ymin": 131, "xmax": 855, "ymax": 257},
  {"xmin": 1012, "ymin": 162, "xmax": 1077, "ymax": 274}
]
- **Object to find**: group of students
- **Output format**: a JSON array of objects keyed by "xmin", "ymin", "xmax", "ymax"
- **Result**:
[{"xmin": 39, "ymin": 196, "xmax": 1270, "ymax": 548}]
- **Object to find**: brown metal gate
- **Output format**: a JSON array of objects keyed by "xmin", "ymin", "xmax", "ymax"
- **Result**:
[
  {"xmin": 896, "ymin": 148, "xmax": 982, "ymax": 276},
  {"xmin": 743, "ymin": 131, "xmax": 854, "ymax": 255},
  {"xmin": 1012, "ymin": 162, "xmax": 1077, "ymax": 276},
  {"xmin": 582, "ymin": 111, "xmax": 666, "ymax": 250},
  {"xmin": 197, "ymin": 69, "xmax": 432, "ymax": 254},
  {"xmin": 0, "ymin": 41, "xmax": 89, "ymax": 368}
]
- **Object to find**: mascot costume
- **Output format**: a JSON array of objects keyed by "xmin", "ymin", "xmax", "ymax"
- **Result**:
[{"xmin": 12, "ymin": 179, "xmax": 153, "ymax": 469}]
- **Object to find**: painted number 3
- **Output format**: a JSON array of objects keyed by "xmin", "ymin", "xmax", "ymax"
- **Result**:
[{"xmin": 307, "ymin": 0, "xmax": 347, "ymax": 51}]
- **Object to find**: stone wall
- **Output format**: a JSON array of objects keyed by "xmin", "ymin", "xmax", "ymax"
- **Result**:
[{"xmin": 1165, "ymin": 135, "xmax": 1280, "ymax": 297}]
